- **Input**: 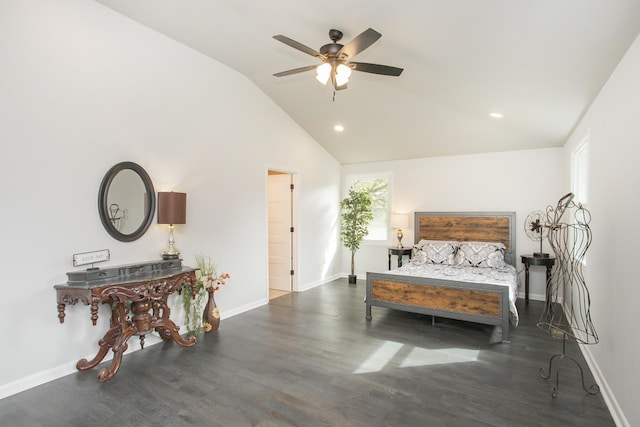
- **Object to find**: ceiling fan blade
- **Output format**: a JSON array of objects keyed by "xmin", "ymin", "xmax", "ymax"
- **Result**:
[
  {"xmin": 273, "ymin": 35, "xmax": 323, "ymax": 58},
  {"xmin": 351, "ymin": 62, "xmax": 404, "ymax": 76},
  {"xmin": 273, "ymin": 65, "xmax": 318, "ymax": 77},
  {"xmin": 338, "ymin": 28, "xmax": 382, "ymax": 59}
]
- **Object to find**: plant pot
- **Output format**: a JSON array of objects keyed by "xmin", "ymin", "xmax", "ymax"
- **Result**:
[{"xmin": 348, "ymin": 275, "xmax": 357, "ymax": 284}]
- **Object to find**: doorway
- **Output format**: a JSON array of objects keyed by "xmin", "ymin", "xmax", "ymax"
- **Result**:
[{"xmin": 267, "ymin": 170, "xmax": 295, "ymax": 300}]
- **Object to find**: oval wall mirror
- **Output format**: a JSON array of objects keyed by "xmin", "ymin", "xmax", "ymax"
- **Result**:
[{"xmin": 98, "ymin": 161, "xmax": 156, "ymax": 242}]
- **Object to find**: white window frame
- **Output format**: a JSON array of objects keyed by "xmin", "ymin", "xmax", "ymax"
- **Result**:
[
  {"xmin": 572, "ymin": 133, "xmax": 589, "ymax": 206},
  {"xmin": 571, "ymin": 132, "xmax": 589, "ymax": 265},
  {"xmin": 344, "ymin": 172, "xmax": 391, "ymax": 245}
]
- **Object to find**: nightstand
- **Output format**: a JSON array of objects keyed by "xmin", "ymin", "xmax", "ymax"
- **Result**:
[
  {"xmin": 521, "ymin": 254, "xmax": 555, "ymax": 304},
  {"xmin": 388, "ymin": 247, "xmax": 412, "ymax": 270}
]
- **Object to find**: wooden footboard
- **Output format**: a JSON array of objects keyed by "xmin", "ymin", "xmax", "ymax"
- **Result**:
[{"xmin": 366, "ymin": 272, "xmax": 511, "ymax": 342}]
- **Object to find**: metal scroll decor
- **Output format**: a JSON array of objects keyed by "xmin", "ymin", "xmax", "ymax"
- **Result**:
[{"xmin": 536, "ymin": 193, "xmax": 599, "ymax": 397}]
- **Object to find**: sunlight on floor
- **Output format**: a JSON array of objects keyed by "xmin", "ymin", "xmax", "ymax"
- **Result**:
[
  {"xmin": 269, "ymin": 289, "xmax": 290, "ymax": 300},
  {"xmin": 353, "ymin": 340, "xmax": 480, "ymax": 374}
]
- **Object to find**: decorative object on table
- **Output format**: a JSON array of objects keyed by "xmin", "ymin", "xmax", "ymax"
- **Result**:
[
  {"xmin": 390, "ymin": 213, "xmax": 409, "ymax": 248},
  {"xmin": 537, "ymin": 193, "xmax": 599, "ymax": 397},
  {"xmin": 340, "ymin": 186, "xmax": 373, "ymax": 284},
  {"xmin": 72, "ymin": 249, "xmax": 110, "ymax": 270},
  {"xmin": 524, "ymin": 210, "xmax": 549, "ymax": 257},
  {"xmin": 182, "ymin": 254, "xmax": 230, "ymax": 334},
  {"xmin": 157, "ymin": 192, "xmax": 187, "ymax": 260}
]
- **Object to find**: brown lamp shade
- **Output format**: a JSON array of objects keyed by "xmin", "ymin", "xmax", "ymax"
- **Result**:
[{"xmin": 157, "ymin": 192, "xmax": 186, "ymax": 225}]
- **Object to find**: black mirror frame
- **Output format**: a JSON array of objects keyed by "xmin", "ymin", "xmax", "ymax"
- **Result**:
[{"xmin": 98, "ymin": 161, "xmax": 156, "ymax": 242}]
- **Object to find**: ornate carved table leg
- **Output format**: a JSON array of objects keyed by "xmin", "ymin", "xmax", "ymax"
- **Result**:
[
  {"xmin": 154, "ymin": 294, "xmax": 196, "ymax": 347},
  {"xmin": 90, "ymin": 298, "xmax": 100, "ymax": 325},
  {"xmin": 131, "ymin": 299, "xmax": 152, "ymax": 349},
  {"xmin": 77, "ymin": 298, "xmax": 123, "ymax": 371},
  {"xmin": 57, "ymin": 303, "xmax": 66, "ymax": 323},
  {"xmin": 95, "ymin": 300, "xmax": 137, "ymax": 382},
  {"xmin": 76, "ymin": 324, "xmax": 120, "ymax": 371},
  {"xmin": 97, "ymin": 326, "xmax": 136, "ymax": 383}
]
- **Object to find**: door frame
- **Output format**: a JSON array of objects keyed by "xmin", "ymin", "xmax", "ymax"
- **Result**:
[{"xmin": 266, "ymin": 167, "xmax": 298, "ymax": 294}]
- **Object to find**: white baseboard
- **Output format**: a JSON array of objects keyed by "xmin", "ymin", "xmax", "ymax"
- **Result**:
[
  {"xmin": 0, "ymin": 362, "xmax": 76, "ymax": 400},
  {"xmin": 520, "ymin": 291, "xmax": 546, "ymax": 302},
  {"xmin": 220, "ymin": 298, "xmax": 268, "ymax": 319},
  {"xmin": 578, "ymin": 343, "xmax": 628, "ymax": 427},
  {"xmin": 297, "ymin": 274, "xmax": 341, "ymax": 292}
]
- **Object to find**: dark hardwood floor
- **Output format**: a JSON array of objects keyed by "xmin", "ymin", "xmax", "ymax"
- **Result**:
[{"xmin": 1, "ymin": 279, "xmax": 614, "ymax": 427}]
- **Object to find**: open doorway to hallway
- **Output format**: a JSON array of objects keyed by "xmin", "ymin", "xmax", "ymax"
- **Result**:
[{"xmin": 267, "ymin": 170, "xmax": 296, "ymax": 300}]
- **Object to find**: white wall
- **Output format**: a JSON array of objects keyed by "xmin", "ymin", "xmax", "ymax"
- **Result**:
[
  {"xmin": 562, "ymin": 33, "xmax": 640, "ymax": 427},
  {"xmin": 341, "ymin": 148, "xmax": 566, "ymax": 300},
  {"xmin": 0, "ymin": 0, "xmax": 341, "ymax": 396}
]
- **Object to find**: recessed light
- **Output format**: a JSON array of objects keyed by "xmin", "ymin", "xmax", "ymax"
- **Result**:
[
  {"xmin": 334, "ymin": 124, "xmax": 345, "ymax": 132},
  {"xmin": 490, "ymin": 112, "xmax": 503, "ymax": 119}
]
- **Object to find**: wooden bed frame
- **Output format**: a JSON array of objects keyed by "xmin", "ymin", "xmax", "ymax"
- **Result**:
[{"xmin": 366, "ymin": 211, "xmax": 516, "ymax": 343}]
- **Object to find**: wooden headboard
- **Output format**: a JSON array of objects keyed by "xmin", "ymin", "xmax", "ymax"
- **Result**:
[{"xmin": 413, "ymin": 211, "xmax": 516, "ymax": 266}]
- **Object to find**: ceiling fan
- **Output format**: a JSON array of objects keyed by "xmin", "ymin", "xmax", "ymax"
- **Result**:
[{"xmin": 272, "ymin": 28, "xmax": 404, "ymax": 91}]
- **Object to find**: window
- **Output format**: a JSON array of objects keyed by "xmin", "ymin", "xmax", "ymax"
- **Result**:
[
  {"xmin": 344, "ymin": 173, "xmax": 390, "ymax": 241},
  {"xmin": 572, "ymin": 134, "xmax": 589, "ymax": 205},
  {"xmin": 571, "ymin": 133, "xmax": 589, "ymax": 265}
]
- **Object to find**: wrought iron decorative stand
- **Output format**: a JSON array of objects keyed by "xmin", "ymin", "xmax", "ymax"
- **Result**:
[
  {"xmin": 537, "ymin": 193, "xmax": 600, "ymax": 398},
  {"xmin": 539, "ymin": 331, "xmax": 600, "ymax": 398}
]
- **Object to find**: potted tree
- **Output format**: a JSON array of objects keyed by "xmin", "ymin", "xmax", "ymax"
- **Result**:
[{"xmin": 340, "ymin": 186, "xmax": 374, "ymax": 284}]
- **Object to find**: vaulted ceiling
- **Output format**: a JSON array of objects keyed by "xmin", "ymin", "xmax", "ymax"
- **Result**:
[{"xmin": 95, "ymin": 0, "xmax": 640, "ymax": 164}]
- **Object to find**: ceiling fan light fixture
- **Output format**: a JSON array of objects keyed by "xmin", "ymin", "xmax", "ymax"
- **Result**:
[
  {"xmin": 273, "ymin": 28, "xmax": 403, "ymax": 92},
  {"xmin": 335, "ymin": 63, "xmax": 352, "ymax": 86},
  {"xmin": 316, "ymin": 63, "xmax": 331, "ymax": 85}
]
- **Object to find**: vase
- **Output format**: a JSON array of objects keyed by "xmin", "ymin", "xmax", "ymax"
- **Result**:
[{"xmin": 202, "ymin": 289, "xmax": 220, "ymax": 333}]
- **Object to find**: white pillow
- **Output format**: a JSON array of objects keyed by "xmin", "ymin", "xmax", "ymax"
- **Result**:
[
  {"xmin": 455, "ymin": 241, "xmax": 506, "ymax": 268},
  {"xmin": 412, "ymin": 240, "xmax": 458, "ymax": 265}
]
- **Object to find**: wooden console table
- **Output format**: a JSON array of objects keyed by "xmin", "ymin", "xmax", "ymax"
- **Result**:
[{"xmin": 55, "ymin": 259, "xmax": 198, "ymax": 382}]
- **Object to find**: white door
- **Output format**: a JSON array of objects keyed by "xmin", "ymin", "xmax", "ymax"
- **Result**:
[{"xmin": 268, "ymin": 173, "xmax": 293, "ymax": 291}]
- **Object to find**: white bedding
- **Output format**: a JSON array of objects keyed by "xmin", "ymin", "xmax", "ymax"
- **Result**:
[{"xmin": 387, "ymin": 263, "xmax": 519, "ymax": 326}]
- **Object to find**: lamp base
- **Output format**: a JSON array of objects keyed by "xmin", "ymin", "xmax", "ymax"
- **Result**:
[
  {"xmin": 162, "ymin": 226, "xmax": 180, "ymax": 260},
  {"xmin": 396, "ymin": 229, "xmax": 404, "ymax": 248},
  {"xmin": 533, "ymin": 252, "xmax": 550, "ymax": 258}
]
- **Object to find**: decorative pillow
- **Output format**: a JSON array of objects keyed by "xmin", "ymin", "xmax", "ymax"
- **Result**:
[
  {"xmin": 410, "ymin": 248, "xmax": 428, "ymax": 265},
  {"xmin": 455, "ymin": 241, "xmax": 506, "ymax": 268},
  {"xmin": 413, "ymin": 240, "xmax": 458, "ymax": 265}
]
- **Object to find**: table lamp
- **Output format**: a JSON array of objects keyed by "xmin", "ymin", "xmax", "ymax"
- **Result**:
[
  {"xmin": 390, "ymin": 213, "xmax": 409, "ymax": 248},
  {"xmin": 157, "ymin": 192, "xmax": 186, "ymax": 260}
]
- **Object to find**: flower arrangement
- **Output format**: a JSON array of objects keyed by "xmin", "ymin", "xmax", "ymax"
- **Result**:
[{"xmin": 182, "ymin": 254, "xmax": 230, "ymax": 334}]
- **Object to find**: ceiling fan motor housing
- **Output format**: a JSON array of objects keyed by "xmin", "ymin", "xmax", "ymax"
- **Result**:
[
  {"xmin": 320, "ymin": 43, "xmax": 344, "ymax": 57},
  {"xmin": 321, "ymin": 29, "xmax": 346, "ymax": 59},
  {"xmin": 328, "ymin": 29, "xmax": 343, "ymax": 42}
]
